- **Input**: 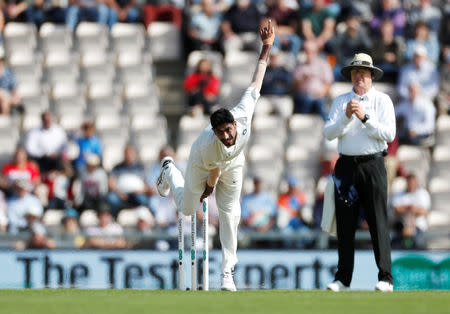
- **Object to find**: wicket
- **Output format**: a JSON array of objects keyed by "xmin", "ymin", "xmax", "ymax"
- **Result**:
[{"xmin": 178, "ymin": 199, "xmax": 209, "ymax": 290}]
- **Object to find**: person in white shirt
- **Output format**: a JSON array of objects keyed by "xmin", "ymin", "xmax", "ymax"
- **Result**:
[
  {"xmin": 390, "ymin": 173, "xmax": 430, "ymax": 249},
  {"xmin": 396, "ymin": 82, "xmax": 436, "ymax": 146},
  {"xmin": 397, "ymin": 45, "xmax": 439, "ymax": 101},
  {"xmin": 156, "ymin": 20, "xmax": 275, "ymax": 291},
  {"xmin": 25, "ymin": 111, "xmax": 68, "ymax": 173},
  {"xmin": 324, "ymin": 53, "xmax": 396, "ymax": 292}
]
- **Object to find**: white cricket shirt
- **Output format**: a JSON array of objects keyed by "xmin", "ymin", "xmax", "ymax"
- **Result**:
[
  {"xmin": 191, "ymin": 87, "xmax": 260, "ymax": 170},
  {"xmin": 324, "ymin": 87, "xmax": 396, "ymax": 156}
]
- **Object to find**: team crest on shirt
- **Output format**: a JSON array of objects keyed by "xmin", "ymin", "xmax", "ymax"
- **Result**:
[{"xmin": 243, "ymin": 129, "xmax": 247, "ymax": 135}]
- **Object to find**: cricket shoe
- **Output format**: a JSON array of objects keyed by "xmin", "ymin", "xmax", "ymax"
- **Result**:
[
  {"xmin": 326, "ymin": 280, "xmax": 349, "ymax": 292},
  {"xmin": 221, "ymin": 270, "xmax": 237, "ymax": 291},
  {"xmin": 375, "ymin": 281, "xmax": 393, "ymax": 292},
  {"xmin": 156, "ymin": 156, "xmax": 173, "ymax": 197}
]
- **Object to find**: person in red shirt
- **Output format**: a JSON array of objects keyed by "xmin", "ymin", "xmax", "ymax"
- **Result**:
[
  {"xmin": 2, "ymin": 146, "xmax": 40, "ymax": 194},
  {"xmin": 183, "ymin": 58, "xmax": 220, "ymax": 115}
]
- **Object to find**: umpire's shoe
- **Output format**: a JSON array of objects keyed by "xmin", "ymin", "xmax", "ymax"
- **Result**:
[
  {"xmin": 326, "ymin": 280, "xmax": 349, "ymax": 292},
  {"xmin": 221, "ymin": 269, "xmax": 237, "ymax": 291},
  {"xmin": 156, "ymin": 156, "xmax": 173, "ymax": 197}
]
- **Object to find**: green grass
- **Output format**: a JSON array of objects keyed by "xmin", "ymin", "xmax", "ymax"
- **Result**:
[{"xmin": 0, "ymin": 290, "xmax": 448, "ymax": 314}]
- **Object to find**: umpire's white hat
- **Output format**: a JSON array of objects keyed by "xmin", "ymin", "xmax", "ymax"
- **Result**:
[{"xmin": 341, "ymin": 53, "xmax": 383, "ymax": 81}]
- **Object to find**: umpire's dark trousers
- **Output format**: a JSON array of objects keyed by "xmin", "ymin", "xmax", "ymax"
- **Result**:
[{"xmin": 333, "ymin": 153, "xmax": 393, "ymax": 286}]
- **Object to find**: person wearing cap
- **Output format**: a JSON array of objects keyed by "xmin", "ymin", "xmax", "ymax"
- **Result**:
[
  {"xmin": 0, "ymin": 45, "xmax": 21, "ymax": 115},
  {"xmin": 7, "ymin": 178, "xmax": 43, "ymax": 233},
  {"xmin": 397, "ymin": 44, "xmax": 439, "ymax": 101},
  {"xmin": 324, "ymin": 53, "xmax": 395, "ymax": 292}
]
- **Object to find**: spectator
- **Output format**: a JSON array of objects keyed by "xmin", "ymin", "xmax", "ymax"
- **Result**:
[
  {"xmin": 106, "ymin": 144, "xmax": 150, "ymax": 216},
  {"xmin": 397, "ymin": 45, "xmax": 439, "ymax": 101},
  {"xmin": 187, "ymin": 0, "xmax": 222, "ymax": 51},
  {"xmin": 396, "ymin": 83, "xmax": 436, "ymax": 146},
  {"xmin": 143, "ymin": 0, "xmax": 182, "ymax": 29},
  {"xmin": 406, "ymin": 0, "xmax": 442, "ymax": 37},
  {"xmin": 404, "ymin": 20, "xmax": 439, "ymax": 64},
  {"xmin": 437, "ymin": 48, "xmax": 450, "ymax": 115},
  {"xmin": 66, "ymin": 0, "xmax": 110, "ymax": 31},
  {"xmin": 0, "ymin": 46, "xmax": 21, "ymax": 115},
  {"xmin": 369, "ymin": 0, "xmax": 406, "ymax": 37},
  {"xmin": 266, "ymin": 0, "xmax": 301, "ymax": 58},
  {"xmin": 300, "ymin": 0, "xmax": 336, "ymax": 51},
  {"xmin": 183, "ymin": 58, "xmax": 221, "ymax": 115},
  {"xmin": 277, "ymin": 176, "xmax": 311, "ymax": 248},
  {"xmin": 2, "ymin": 146, "xmax": 41, "ymax": 193},
  {"xmin": 25, "ymin": 110, "xmax": 68, "ymax": 174},
  {"xmin": 135, "ymin": 206, "xmax": 154, "ymax": 234},
  {"xmin": 390, "ymin": 173, "xmax": 430, "ymax": 249},
  {"xmin": 331, "ymin": 10, "xmax": 372, "ymax": 80},
  {"xmin": 371, "ymin": 18, "xmax": 404, "ymax": 83},
  {"xmin": 74, "ymin": 119, "xmax": 103, "ymax": 172},
  {"xmin": 241, "ymin": 177, "xmax": 277, "ymax": 233},
  {"xmin": 107, "ymin": 0, "xmax": 139, "ymax": 28},
  {"xmin": 293, "ymin": 40, "xmax": 333, "ymax": 120},
  {"xmin": 76, "ymin": 153, "xmax": 108, "ymax": 211},
  {"xmin": 220, "ymin": 0, "xmax": 262, "ymax": 53},
  {"xmin": 61, "ymin": 207, "xmax": 85, "ymax": 248},
  {"xmin": 260, "ymin": 51, "xmax": 293, "ymax": 96},
  {"xmin": 24, "ymin": 208, "xmax": 56, "ymax": 249},
  {"xmin": 84, "ymin": 202, "xmax": 127, "ymax": 249},
  {"xmin": 4, "ymin": 0, "xmax": 45, "ymax": 27},
  {"xmin": 43, "ymin": 161, "xmax": 71, "ymax": 209},
  {"xmin": 7, "ymin": 178, "xmax": 43, "ymax": 233},
  {"xmin": 0, "ymin": 190, "xmax": 7, "ymax": 232}
]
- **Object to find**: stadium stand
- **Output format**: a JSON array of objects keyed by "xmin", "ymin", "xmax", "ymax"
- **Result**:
[{"xmin": 0, "ymin": 0, "xmax": 448, "ymax": 251}]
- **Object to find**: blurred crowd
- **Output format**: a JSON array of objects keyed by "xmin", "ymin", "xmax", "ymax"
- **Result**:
[{"xmin": 0, "ymin": 0, "xmax": 448, "ymax": 251}]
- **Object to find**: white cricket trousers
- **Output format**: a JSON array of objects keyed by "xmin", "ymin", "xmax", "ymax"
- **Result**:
[{"xmin": 165, "ymin": 156, "xmax": 243, "ymax": 272}]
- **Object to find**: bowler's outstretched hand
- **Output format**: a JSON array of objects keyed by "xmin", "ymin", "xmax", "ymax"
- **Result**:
[{"xmin": 260, "ymin": 19, "xmax": 275, "ymax": 46}]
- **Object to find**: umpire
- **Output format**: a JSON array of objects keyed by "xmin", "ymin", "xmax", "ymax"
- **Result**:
[{"xmin": 324, "ymin": 53, "xmax": 395, "ymax": 292}]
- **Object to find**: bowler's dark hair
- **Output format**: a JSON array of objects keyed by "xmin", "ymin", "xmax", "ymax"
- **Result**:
[{"xmin": 210, "ymin": 108, "xmax": 235, "ymax": 129}]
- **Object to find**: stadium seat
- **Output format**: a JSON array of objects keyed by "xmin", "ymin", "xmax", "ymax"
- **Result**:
[
  {"xmin": 102, "ymin": 143, "xmax": 126, "ymax": 172},
  {"xmin": 262, "ymin": 95, "xmax": 294, "ymax": 119},
  {"xmin": 79, "ymin": 209, "xmax": 99, "ymax": 227},
  {"xmin": 247, "ymin": 144, "xmax": 284, "ymax": 192},
  {"xmin": 75, "ymin": 22, "xmax": 109, "ymax": 53},
  {"xmin": 43, "ymin": 51, "xmax": 80, "ymax": 84},
  {"xmin": 111, "ymin": 23, "xmax": 145, "ymax": 53},
  {"xmin": 436, "ymin": 115, "xmax": 450, "ymax": 146},
  {"xmin": 17, "ymin": 82, "xmax": 49, "ymax": 114},
  {"xmin": 3, "ymin": 22, "xmax": 37, "ymax": 55},
  {"xmin": 430, "ymin": 145, "xmax": 450, "ymax": 178},
  {"xmin": 254, "ymin": 96, "xmax": 274, "ymax": 116},
  {"xmin": 50, "ymin": 82, "xmax": 86, "ymax": 116},
  {"xmin": 117, "ymin": 208, "xmax": 139, "ymax": 227},
  {"xmin": 186, "ymin": 50, "xmax": 223, "ymax": 77},
  {"xmin": 224, "ymin": 51, "xmax": 258, "ymax": 87},
  {"xmin": 147, "ymin": 22, "xmax": 182, "ymax": 61},
  {"xmin": 285, "ymin": 144, "xmax": 321, "ymax": 183},
  {"xmin": 251, "ymin": 115, "xmax": 286, "ymax": 156},
  {"xmin": 390, "ymin": 176, "xmax": 407, "ymax": 194},
  {"xmin": 116, "ymin": 51, "xmax": 153, "ymax": 84},
  {"xmin": 428, "ymin": 176, "xmax": 450, "ymax": 213},
  {"xmin": 177, "ymin": 114, "xmax": 209, "ymax": 147},
  {"xmin": 287, "ymin": 114, "xmax": 323, "ymax": 150},
  {"xmin": 397, "ymin": 145, "xmax": 430, "ymax": 185},
  {"xmin": 22, "ymin": 114, "xmax": 43, "ymax": 132},
  {"xmin": 43, "ymin": 209, "xmax": 65, "ymax": 227},
  {"xmin": 175, "ymin": 143, "xmax": 191, "ymax": 163},
  {"xmin": 80, "ymin": 51, "xmax": 115, "ymax": 85},
  {"xmin": 329, "ymin": 82, "xmax": 352, "ymax": 100},
  {"xmin": 7, "ymin": 51, "xmax": 42, "ymax": 84},
  {"xmin": 131, "ymin": 117, "xmax": 168, "ymax": 149},
  {"xmin": 58, "ymin": 113, "xmax": 86, "ymax": 134},
  {"xmin": 87, "ymin": 82, "xmax": 121, "ymax": 115},
  {"xmin": 122, "ymin": 82, "xmax": 160, "ymax": 115},
  {"xmin": 39, "ymin": 22, "xmax": 73, "ymax": 53}
]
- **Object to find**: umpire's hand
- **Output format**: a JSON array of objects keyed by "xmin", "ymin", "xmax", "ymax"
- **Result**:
[{"xmin": 200, "ymin": 183, "xmax": 214, "ymax": 202}]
